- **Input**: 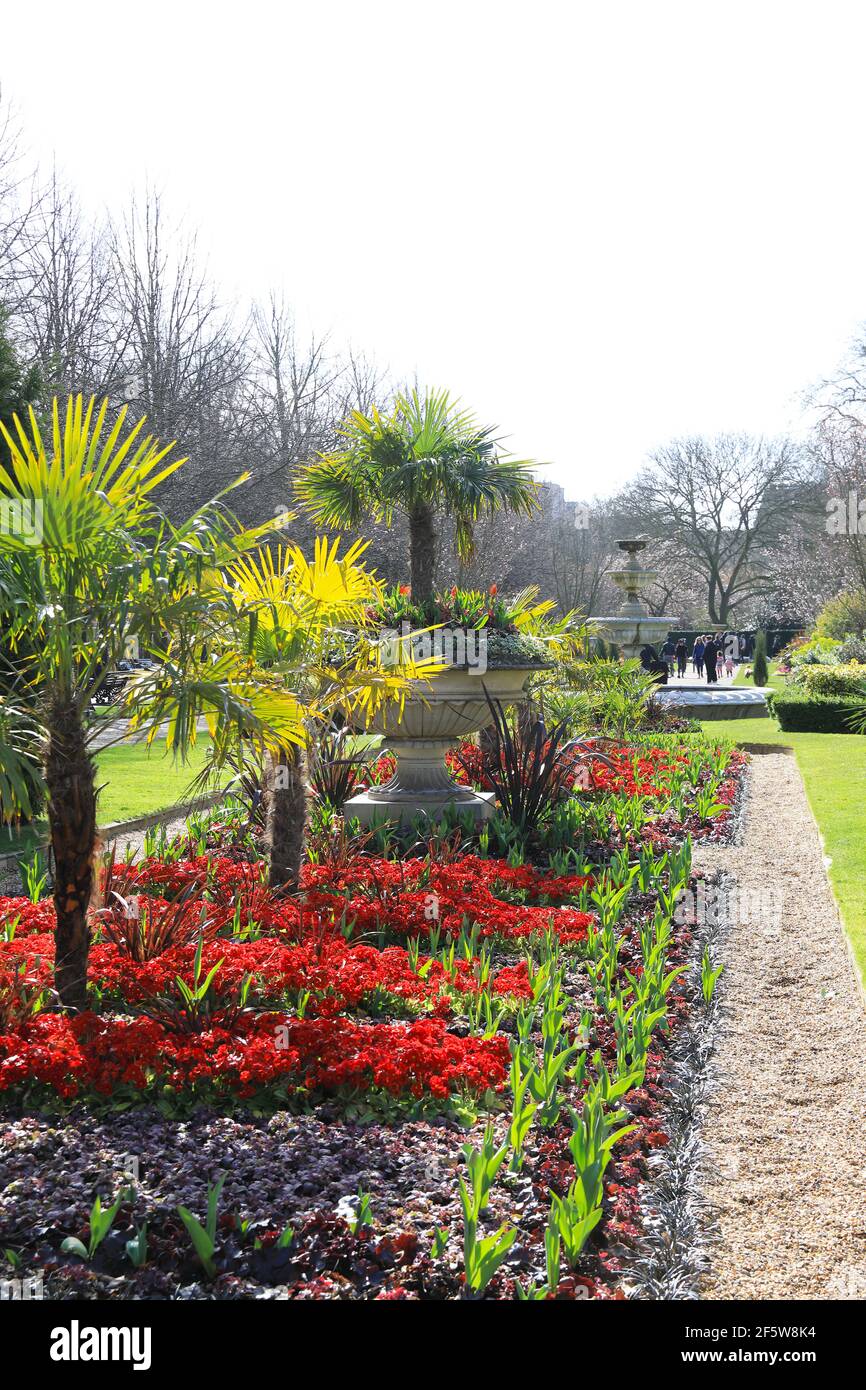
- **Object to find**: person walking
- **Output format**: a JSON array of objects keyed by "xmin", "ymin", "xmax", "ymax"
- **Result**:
[
  {"xmin": 703, "ymin": 634, "xmax": 719, "ymax": 684},
  {"xmin": 692, "ymin": 634, "xmax": 705, "ymax": 675},
  {"xmin": 639, "ymin": 643, "xmax": 668, "ymax": 685},
  {"xmin": 660, "ymin": 637, "xmax": 675, "ymax": 676},
  {"xmin": 675, "ymin": 637, "xmax": 688, "ymax": 678}
]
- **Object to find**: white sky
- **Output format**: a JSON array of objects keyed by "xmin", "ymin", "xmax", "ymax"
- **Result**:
[{"xmin": 3, "ymin": 0, "xmax": 866, "ymax": 496}]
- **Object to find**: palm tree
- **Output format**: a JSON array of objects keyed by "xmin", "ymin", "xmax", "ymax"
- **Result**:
[
  {"xmin": 0, "ymin": 396, "xmax": 292, "ymax": 1009},
  {"xmin": 295, "ymin": 388, "xmax": 540, "ymax": 608},
  {"xmin": 210, "ymin": 536, "xmax": 435, "ymax": 886}
]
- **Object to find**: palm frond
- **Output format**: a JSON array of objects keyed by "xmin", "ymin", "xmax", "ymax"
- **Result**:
[
  {"xmin": 294, "ymin": 387, "xmax": 540, "ymax": 560},
  {"xmin": 0, "ymin": 395, "xmax": 184, "ymax": 554},
  {"xmin": 294, "ymin": 455, "xmax": 381, "ymax": 529},
  {"xmin": 0, "ymin": 699, "xmax": 43, "ymax": 822}
]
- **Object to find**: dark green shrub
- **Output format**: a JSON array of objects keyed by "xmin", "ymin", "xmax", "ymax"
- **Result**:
[
  {"xmin": 769, "ymin": 690, "xmax": 864, "ymax": 733},
  {"xmin": 752, "ymin": 630, "xmax": 769, "ymax": 687},
  {"xmin": 837, "ymin": 636, "xmax": 866, "ymax": 665}
]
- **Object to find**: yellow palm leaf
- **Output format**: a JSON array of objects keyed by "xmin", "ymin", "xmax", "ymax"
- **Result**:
[{"xmin": 0, "ymin": 395, "xmax": 185, "ymax": 553}]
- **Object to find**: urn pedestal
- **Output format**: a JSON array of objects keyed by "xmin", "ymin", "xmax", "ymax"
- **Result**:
[{"xmin": 345, "ymin": 665, "xmax": 536, "ymax": 827}]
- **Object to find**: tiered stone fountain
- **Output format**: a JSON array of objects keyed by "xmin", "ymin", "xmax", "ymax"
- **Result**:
[
  {"xmin": 588, "ymin": 538, "xmax": 677, "ymax": 658},
  {"xmin": 589, "ymin": 538, "xmax": 770, "ymax": 718}
]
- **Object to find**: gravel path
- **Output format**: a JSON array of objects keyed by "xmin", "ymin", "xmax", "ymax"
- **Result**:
[
  {"xmin": 695, "ymin": 748, "xmax": 866, "ymax": 1300},
  {"xmin": 0, "ymin": 815, "xmax": 199, "ymax": 897},
  {"xmin": 102, "ymin": 814, "xmax": 192, "ymax": 861}
]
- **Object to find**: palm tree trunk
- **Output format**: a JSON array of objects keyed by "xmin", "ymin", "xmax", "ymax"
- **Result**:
[
  {"xmin": 267, "ymin": 746, "xmax": 306, "ymax": 889},
  {"xmin": 46, "ymin": 698, "xmax": 96, "ymax": 1011},
  {"xmin": 409, "ymin": 503, "xmax": 437, "ymax": 608}
]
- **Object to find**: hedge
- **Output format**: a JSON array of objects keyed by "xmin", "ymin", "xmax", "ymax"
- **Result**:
[{"xmin": 769, "ymin": 690, "xmax": 865, "ymax": 733}]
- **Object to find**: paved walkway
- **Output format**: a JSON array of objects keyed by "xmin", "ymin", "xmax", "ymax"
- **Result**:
[
  {"xmin": 695, "ymin": 751, "xmax": 866, "ymax": 1299},
  {"xmin": 88, "ymin": 716, "xmax": 209, "ymax": 751}
]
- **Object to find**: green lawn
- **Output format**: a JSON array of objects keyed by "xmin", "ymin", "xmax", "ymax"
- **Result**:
[
  {"xmin": 96, "ymin": 738, "xmax": 212, "ymax": 820},
  {"xmin": 0, "ymin": 738, "xmax": 212, "ymax": 861},
  {"xmin": 733, "ymin": 659, "xmax": 786, "ymax": 690},
  {"xmin": 698, "ymin": 711, "xmax": 866, "ymax": 985}
]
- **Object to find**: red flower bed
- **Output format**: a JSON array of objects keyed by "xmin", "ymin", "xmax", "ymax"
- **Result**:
[
  {"xmin": 0, "ymin": 1011, "xmax": 509, "ymax": 1104},
  {"xmin": 3, "ymin": 914, "xmax": 535, "ymax": 1023},
  {"xmin": 302, "ymin": 854, "xmax": 590, "ymax": 903},
  {"xmin": 587, "ymin": 746, "xmax": 686, "ymax": 797},
  {"xmin": 120, "ymin": 856, "xmax": 273, "ymax": 905},
  {"xmin": 363, "ymin": 739, "xmax": 745, "ymax": 844},
  {"xmin": 0, "ymin": 736, "xmax": 751, "ymax": 1302},
  {"xmin": 301, "ymin": 855, "xmax": 593, "ymax": 945},
  {"xmin": 0, "ymin": 738, "xmax": 746, "ymax": 1124},
  {"xmin": 0, "ymin": 897, "xmax": 55, "ymax": 936}
]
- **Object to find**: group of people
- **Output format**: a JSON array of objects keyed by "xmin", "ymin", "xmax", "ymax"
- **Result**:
[
  {"xmin": 689, "ymin": 634, "xmax": 733, "ymax": 684},
  {"xmin": 642, "ymin": 632, "xmax": 753, "ymax": 686}
]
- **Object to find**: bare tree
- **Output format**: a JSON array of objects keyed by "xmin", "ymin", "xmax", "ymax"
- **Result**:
[
  {"xmin": 810, "ymin": 328, "xmax": 866, "ymax": 441},
  {"xmin": 108, "ymin": 191, "xmax": 250, "ymax": 507},
  {"xmin": 338, "ymin": 347, "xmax": 385, "ymax": 420},
  {"xmin": 640, "ymin": 550, "xmax": 708, "ymax": 626},
  {"xmin": 14, "ymin": 175, "xmax": 125, "ymax": 399},
  {"xmin": 244, "ymin": 293, "xmax": 344, "ymax": 484},
  {"xmin": 547, "ymin": 500, "xmax": 619, "ymax": 617},
  {"xmin": 807, "ymin": 342, "xmax": 866, "ymax": 598},
  {"xmin": 0, "ymin": 90, "xmax": 43, "ymax": 302},
  {"xmin": 1, "ymin": 100, "xmax": 391, "ymax": 533},
  {"xmin": 444, "ymin": 483, "xmax": 616, "ymax": 616},
  {"xmin": 619, "ymin": 434, "xmax": 815, "ymax": 624},
  {"xmin": 230, "ymin": 295, "xmax": 391, "ymax": 538}
]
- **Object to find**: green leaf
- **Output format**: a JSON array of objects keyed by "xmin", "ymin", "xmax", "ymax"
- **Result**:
[
  {"xmin": 177, "ymin": 1205, "xmax": 217, "ymax": 1279},
  {"xmin": 60, "ymin": 1237, "xmax": 89, "ymax": 1260}
]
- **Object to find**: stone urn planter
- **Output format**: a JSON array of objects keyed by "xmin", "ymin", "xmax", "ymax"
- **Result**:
[{"xmin": 345, "ymin": 646, "xmax": 546, "ymax": 827}]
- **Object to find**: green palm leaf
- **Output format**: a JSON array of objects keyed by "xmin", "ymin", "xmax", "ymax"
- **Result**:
[{"xmin": 296, "ymin": 388, "xmax": 541, "ymax": 601}]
